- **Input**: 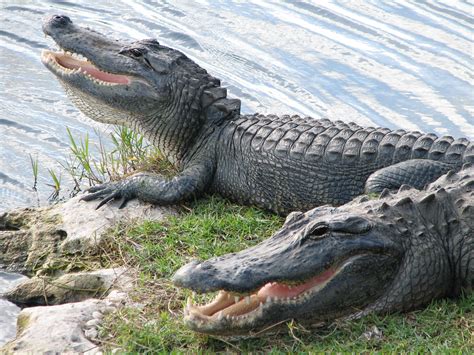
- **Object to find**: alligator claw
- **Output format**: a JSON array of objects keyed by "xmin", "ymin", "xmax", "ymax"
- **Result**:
[
  {"xmin": 95, "ymin": 192, "xmax": 120, "ymax": 210},
  {"xmin": 118, "ymin": 198, "xmax": 129, "ymax": 209},
  {"xmin": 80, "ymin": 181, "xmax": 135, "ymax": 209},
  {"xmin": 86, "ymin": 184, "xmax": 108, "ymax": 193}
]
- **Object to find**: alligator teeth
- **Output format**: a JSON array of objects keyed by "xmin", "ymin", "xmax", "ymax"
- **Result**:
[
  {"xmin": 187, "ymin": 296, "xmax": 192, "ymax": 307},
  {"xmin": 245, "ymin": 296, "xmax": 251, "ymax": 305},
  {"xmin": 234, "ymin": 296, "xmax": 240, "ymax": 303},
  {"xmin": 217, "ymin": 311, "xmax": 223, "ymax": 320}
]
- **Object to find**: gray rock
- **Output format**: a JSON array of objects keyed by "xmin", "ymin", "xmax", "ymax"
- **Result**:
[
  {"xmin": 3, "ymin": 268, "xmax": 130, "ymax": 307},
  {"xmin": 0, "ymin": 195, "xmax": 172, "ymax": 353},
  {"xmin": 1, "ymin": 268, "xmax": 133, "ymax": 353},
  {"xmin": 0, "ymin": 196, "xmax": 175, "ymax": 275},
  {"xmin": 59, "ymin": 195, "xmax": 176, "ymax": 254},
  {"xmin": 2, "ymin": 299, "xmax": 103, "ymax": 353}
]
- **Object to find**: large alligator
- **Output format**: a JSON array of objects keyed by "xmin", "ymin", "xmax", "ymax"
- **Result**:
[
  {"xmin": 173, "ymin": 165, "xmax": 473, "ymax": 335},
  {"xmin": 41, "ymin": 15, "xmax": 473, "ymax": 214}
]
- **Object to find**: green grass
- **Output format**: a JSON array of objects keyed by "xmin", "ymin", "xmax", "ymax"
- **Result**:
[
  {"xmin": 46, "ymin": 128, "xmax": 471, "ymax": 352},
  {"xmin": 97, "ymin": 196, "xmax": 473, "ymax": 353},
  {"xmin": 43, "ymin": 126, "xmax": 175, "ymax": 199}
]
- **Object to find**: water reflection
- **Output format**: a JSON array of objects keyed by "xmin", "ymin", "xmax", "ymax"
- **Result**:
[{"xmin": 0, "ymin": 272, "xmax": 28, "ymax": 346}]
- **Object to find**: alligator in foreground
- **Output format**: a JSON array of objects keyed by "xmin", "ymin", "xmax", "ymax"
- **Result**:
[
  {"xmin": 41, "ymin": 15, "xmax": 473, "ymax": 214},
  {"xmin": 173, "ymin": 165, "xmax": 473, "ymax": 335}
]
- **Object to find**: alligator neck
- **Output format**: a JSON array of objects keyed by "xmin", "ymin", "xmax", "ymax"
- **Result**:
[
  {"xmin": 132, "ymin": 75, "xmax": 210, "ymax": 166},
  {"xmin": 413, "ymin": 187, "xmax": 470, "ymax": 296}
]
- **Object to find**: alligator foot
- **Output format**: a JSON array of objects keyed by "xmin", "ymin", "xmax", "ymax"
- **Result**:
[
  {"xmin": 365, "ymin": 159, "xmax": 454, "ymax": 193},
  {"xmin": 81, "ymin": 177, "xmax": 141, "ymax": 209}
]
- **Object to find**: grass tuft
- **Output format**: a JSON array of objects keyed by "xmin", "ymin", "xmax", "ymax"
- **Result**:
[
  {"xmin": 35, "ymin": 126, "xmax": 472, "ymax": 352},
  {"xmin": 29, "ymin": 153, "xmax": 39, "ymax": 191},
  {"xmin": 43, "ymin": 127, "xmax": 176, "ymax": 199},
  {"xmin": 97, "ymin": 197, "xmax": 473, "ymax": 353}
]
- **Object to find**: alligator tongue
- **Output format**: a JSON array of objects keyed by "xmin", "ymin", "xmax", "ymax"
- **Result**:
[
  {"xmin": 190, "ymin": 267, "xmax": 337, "ymax": 318},
  {"xmin": 257, "ymin": 268, "xmax": 336, "ymax": 299},
  {"xmin": 55, "ymin": 53, "xmax": 130, "ymax": 84}
]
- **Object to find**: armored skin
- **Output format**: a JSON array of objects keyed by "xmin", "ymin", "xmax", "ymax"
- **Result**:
[
  {"xmin": 173, "ymin": 165, "xmax": 473, "ymax": 335},
  {"xmin": 41, "ymin": 15, "xmax": 473, "ymax": 214}
]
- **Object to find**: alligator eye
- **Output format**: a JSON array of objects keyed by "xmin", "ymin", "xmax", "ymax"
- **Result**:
[
  {"xmin": 305, "ymin": 222, "xmax": 330, "ymax": 240},
  {"xmin": 129, "ymin": 48, "xmax": 143, "ymax": 57},
  {"xmin": 330, "ymin": 216, "xmax": 372, "ymax": 235},
  {"xmin": 119, "ymin": 48, "xmax": 145, "ymax": 58}
]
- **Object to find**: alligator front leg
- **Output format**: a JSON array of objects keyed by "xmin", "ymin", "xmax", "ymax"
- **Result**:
[
  {"xmin": 81, "ymin": 162, "xmax": 214, "ymax": 209},
  {"xmin": 365, "ymin": 159, "xmax": 453, "ymax": 193}
]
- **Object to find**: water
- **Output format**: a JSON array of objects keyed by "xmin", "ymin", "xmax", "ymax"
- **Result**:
[
  {"xmin": 0, "ymin": 272, "xmax": 28, "ymax": 345},
  {"xmin": 0, "ymin": 0, "xmax": 472, "ymax": 346}
]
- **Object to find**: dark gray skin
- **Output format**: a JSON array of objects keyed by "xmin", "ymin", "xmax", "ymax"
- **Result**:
[
  {"xmin": 173, "ymin": 166, "xmax": 473, "ymax": 335},
  {"xmin": 41, "ymin": 16, "xmax": 474, "ymax": 214}
]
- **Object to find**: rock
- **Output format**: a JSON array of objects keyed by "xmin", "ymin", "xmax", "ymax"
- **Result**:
[
  {"xmin": 1, "ymin": 268, "xmax": 133, "ymax": 353},
  {"xmin": 59, "ymin": 195, "xmax": 176, "ymax": 254},
  {"xmin": 0, "ymin": 195, "xmax": 173, "ymax": 353},
  {"xmin": 2, "ymin": 299, "xmax": 103, "ymax": 353},
  {"xmin": 0, "ymin": 196, "xmax": 176, "ymax": 275},
  {"xmin": 3, "ymin": 268, "xmax": 130, "ymax": 307},
  {"xmin": 84, "ymin": 327, "xmax": 99, "ymax": 339},
  {"xmin": 362, "ymin": 325, "xmax": 383, "ymax": 341},
  {"xmin": 92, "ymin": 311, "xmax": 103, "ymax": 320}
]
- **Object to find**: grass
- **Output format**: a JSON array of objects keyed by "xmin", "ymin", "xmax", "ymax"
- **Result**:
[
  {"xmin": 39, "ymin": 128, "xmax": 472, "ymax": 352},
  {"xmin": 29, "ymin": 153, "xmax": 39, "ymax": 191},
  {"xmin": 39, "ymin": 126, "xmax": 175, "ymax": 200},
  {"xmin": 96, "ymin": 196, "xmax": 474, "ymax": 353}
]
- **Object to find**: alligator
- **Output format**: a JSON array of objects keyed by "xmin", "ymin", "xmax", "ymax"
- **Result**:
[
  {"xmin": 172, "ymin": 165, "xmax": 473, "ymax": 335},
  {"xmin": 41, "ymin": 15, "xmax": 474, "ymax": 215}
]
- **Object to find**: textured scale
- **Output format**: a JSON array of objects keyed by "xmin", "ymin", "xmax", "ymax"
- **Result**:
[
  {"xmin": 42, "ymin": 15, "xmax": 474, "ymax": 216},
  {"xmin": 173, "ymin": 166, "xmax": 473, "ymax": 335},
  {"xmin": 212, "ymin": 114, "xmax": 471, "ymax": 214}
]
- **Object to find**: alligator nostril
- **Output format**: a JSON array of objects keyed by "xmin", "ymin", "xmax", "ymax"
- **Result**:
[{"xmin": 51, "ymin": 15, "xmax": 72, "ymax": 27}]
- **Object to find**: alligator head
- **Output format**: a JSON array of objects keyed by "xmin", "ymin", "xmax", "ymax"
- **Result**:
[
  {"xmin": 173, "ymin": 164, "xmax": 473, "ymax": 336},
  {"xmin": 172, "ymin": 205, "xmax": 404, "ymax": 335},
  {"xmin": 41, "ymin": 15, "xmax": 237, "ymax": 163}
]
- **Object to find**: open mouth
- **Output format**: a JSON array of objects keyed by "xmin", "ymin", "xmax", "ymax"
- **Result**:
[
  {"xmin": 185, "ymin": 264, "xmax": 341, "ymax": 323},
  {"xmin": 41, "ymin": 49, "xmax": 131, "ymax": 86}
]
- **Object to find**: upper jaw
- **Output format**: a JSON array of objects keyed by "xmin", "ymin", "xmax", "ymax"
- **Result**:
[
  {"xmin": 42, "ymin": 15, "xmax": 136, "ymax": 85},
  {"xmin": 180, "ymin": 255, "xmax": 368, "ymax": 335},
  {"xmin": 41, "ymin": 49, "xmax": 132, "ymax": 86},
  {"xmin": 179, "ymin": 252, "xmax": 400, "ymax": 335}
]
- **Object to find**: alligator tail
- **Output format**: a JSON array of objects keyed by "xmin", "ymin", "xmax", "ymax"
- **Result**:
[{"xmin": 360, "ymin": 129, "xmax": 474, "ymax": 165}]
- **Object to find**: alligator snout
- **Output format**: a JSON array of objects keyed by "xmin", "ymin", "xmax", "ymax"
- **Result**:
[
  {"xmin": 50, "ymin": 15, "xmax": 72, "ymax": 27},
  {"xmin": 42, "ymin": 14, "xmax": 73, "ymax": 36}
]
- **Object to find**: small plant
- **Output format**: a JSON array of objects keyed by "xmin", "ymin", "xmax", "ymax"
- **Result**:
[
  {"xmin": 29, "ymin": 125, "xmax": 175, "ymax": 201},
  {"xmin": 29, "ymin": 154, "xmax": 39, "ymax": 191},
  {"xmin": 66, "ymin": 127, "xmax": 106, "ymax": 186},
  {"xmin": 60, "ymin": 126, "xmax": 173, "ymax": 197},
  {"xmin": 47, "ymin": 168, "xmax": 61, "ymax": 200}
]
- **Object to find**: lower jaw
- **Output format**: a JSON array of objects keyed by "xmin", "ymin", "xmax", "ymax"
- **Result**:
[
  {"xmin": 41, "ymin": 50, "xmax": 131, "ymax": 85},
  {"xmin": 185, "ymin": 267, "xmax": 340, "ymax": 325}
]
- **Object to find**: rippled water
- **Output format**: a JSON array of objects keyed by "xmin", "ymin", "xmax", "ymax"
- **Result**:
[
  {"xmin": 0, "ymin": 272, "xmax": 28, "ymax": 345},
  {"xmin": 0, "ymin": 0, "xmax": 472, "ymax": 346}
]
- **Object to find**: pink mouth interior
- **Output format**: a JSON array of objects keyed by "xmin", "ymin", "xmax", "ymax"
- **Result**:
[
  {"xmin": 257, "ymin": 267, "xmax": 336, "ymax": 299},
  {"xmin": 55, "ymin": 53, "xmax": 130, "ymax": 84},
  {"xmin": 188, "ymin": 267, "xmax": 337, "ymax": 319}
]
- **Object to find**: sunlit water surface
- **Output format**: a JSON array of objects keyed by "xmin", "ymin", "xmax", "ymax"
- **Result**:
[{"xmin": 0, "ymin": 0, "xmax": 472, "ymax": 346}]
